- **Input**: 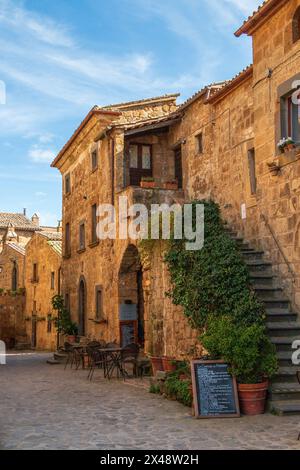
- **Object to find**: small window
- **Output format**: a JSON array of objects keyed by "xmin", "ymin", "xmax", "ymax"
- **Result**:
[
  {"xmin": 91, "ymin": 204, "xmax": 97, "ymax": 244},
  {"xmin": 33, "ymin": 300, "xmax": 37, "ymax": 313},
  {"xmin": 79, "ymin": 222, "xmax": 86, "ymax": 250},
  {"xmin": 95, "ymin": 285, "xmax": 103, "ymax": 320},
  {"xmin": 65, "ymin": 223, "xmax": 71, "ymax": 256},
  {"xmin": 142, "ymin": 145, "xmax": 151, "ymax": 169},
  {"xmin": 292, "ymin": 7, "xmax": 300, "ymax": 43},
  {"xmin": 129, "ymin": 145, "xmax": 138, "ymax": 169},
  {"xmin": 195, "ymin": 133, "xmax": 203, "ymax": 154},
  {"xmin": 281, "ymin": 91, "xmax": 300, "ymax": 142},
  {"xmin": 47, "ymin": 314, "xmax": 52, "ymax": 333},
  {"xmin": 65, "ymin": 173, "xmax": 71, "ymax": 194},
  {"xmin": 248, "ymin": 148, "xmax": 257, "ymax": 195},
  {"xmin": 65, "ymin": 293, "xmax": 70, "ymax": 312},
  {"xmin": 91, "ymin": 149, "xmax": 98, "ymax": 171},
  {"xmin": 32, "ymin": 263, "xmax": 38, "ymax": 282},
  {"xmin": 51, "ymin": 272, "xmax": 55, "ymax": 290}
]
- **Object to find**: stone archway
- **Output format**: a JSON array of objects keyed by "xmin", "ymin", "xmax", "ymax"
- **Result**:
[
  {"xmin": 78, "ymin": 276, "xmax": 87, "ymax": 336},
  {"xmin": 118, "ymin": 245, "xmax": 144, "ymax": 347}
]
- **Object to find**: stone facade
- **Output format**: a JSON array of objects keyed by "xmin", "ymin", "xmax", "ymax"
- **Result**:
[
  {"xmin": 0, "ymin": 243, "xmax": 25, "ymax": 291},
  {"xmin": 52, "ymin": 1, "xmax": 300, "ymax": 359},
  {"xmin": 24, "ymin": 232, "xmax": 62, "ymax": 351},
  {"xmin": 0, "ymin": 292, "xmax": 26, "ymax": 348}
]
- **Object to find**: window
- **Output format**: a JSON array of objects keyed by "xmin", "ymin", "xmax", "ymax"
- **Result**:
[
  {"xmin": 293, "ymin": 7, "xmax": 300, "ymax": 43},
  {"xmin": 32, "ymin": 263, "xmax": 38, "ymax": 283},
  {"xmin": 12, "ymin": 262, "xmax": 18, "ymax": 291},
  {"xmin": 129, "ymin": 143, "xmax": 152, "ymax": 186},
  {"xmin": 33, "ymin": 300, "xmax": 37, "ymax": 313},
  {"xmin": 79, "ymin": 222, "xmax": 86, "ymax": 251},
  {"xmin": 47, "ymin": 314, "xmax": 52, "ymax": 333},
  {"xmin": 65, "ymin": 223, "xmax": 71, "ymax": 256},
  {"xmin": 51, "ymin": 272, "xmax": 55, "ymax": 290},
  {"xmin": 248, "ymin": 148, "xmax": 257, "ymax": 195},
  {"xmin": 65, "ymin": 173, "xmax": 71, "ymax": 194},
  {"xmin": 174, "ymin": 146, "xmax": 183, "ymax": 189},
  {"xmin": 91, "ymin": 149, "xmax": 98, "ymax": 171},
  {"xmin": 281, "ymin": 90, "xmax": 300, "ymax": 142},
  {"xmin": 195, "ymin": 132, "xmax": 203, "ymax": 154},
  {"xmin": 91, "ymin": 204, "xmax": 97, "ymax": 244},
  {"xmin": 95, "ymin": 285, "xmax": 103, "ymax": 320},
  {"xmin": 64, "ymin": 293, "xmax": 70, "ymax": 312}
]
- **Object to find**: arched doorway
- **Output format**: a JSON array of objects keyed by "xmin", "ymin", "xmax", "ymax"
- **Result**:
[
  {"xmin": 118, "ymin": 245, "xmax": 144, "ymax": 348},
  {"xmin": 78, "ymin": 277, "xmax": 86, "ymax": 336},
  {"xmin": 11, "ymin": 262, "xmax": 18, "ymax": 292}
]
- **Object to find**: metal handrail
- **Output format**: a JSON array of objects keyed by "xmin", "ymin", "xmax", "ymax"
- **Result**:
[{"xmin": 259, "ymin": 211, "xmax": 296, "ymax": 283}]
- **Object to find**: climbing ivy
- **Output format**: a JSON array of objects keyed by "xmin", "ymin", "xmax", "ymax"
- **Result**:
[{"xmin": 164, "ymin": 200, "xmax": 265, "ymax": 329}]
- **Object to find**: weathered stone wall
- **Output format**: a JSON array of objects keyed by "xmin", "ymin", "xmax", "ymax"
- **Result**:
[
  {"xmin": 0, "ymin": 292, "xmax": 26, "ymax": 348},
  {"xmin": 0, "ymin": 244, "xmax": 25, "ymax": 291},
  {"xmin": 24, "ymin": 234, "xmax": 61, "ymax": 351}
]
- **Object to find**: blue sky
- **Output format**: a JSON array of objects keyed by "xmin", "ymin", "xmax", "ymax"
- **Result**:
[{"xmin": 0, "ymin": 0, "xmax": 261, "ymax": 226}]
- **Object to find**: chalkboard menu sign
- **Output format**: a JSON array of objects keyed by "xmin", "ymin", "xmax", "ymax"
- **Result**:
[{"xmin": 191, "ymin": 360, "xmax": 240, "ymax": 419}]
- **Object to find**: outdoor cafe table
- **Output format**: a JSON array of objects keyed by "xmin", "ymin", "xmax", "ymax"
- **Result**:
[{"xmin": 98, "ymin": 348, "xmax": 127, "ymax": 380}]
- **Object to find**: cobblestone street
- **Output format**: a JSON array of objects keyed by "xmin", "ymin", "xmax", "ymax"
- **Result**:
[{"xmin": 0, "ymin": 353, "xmax": 300, "ymax": 450}]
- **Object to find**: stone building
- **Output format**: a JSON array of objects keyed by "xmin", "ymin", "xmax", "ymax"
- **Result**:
[
  {"xmin": 24, "ymin": 231, "xmax": 62, "ymax": 351},
  {"xmin": 52, "ymin": 0, "xmax": 300, "ymax": 368}
]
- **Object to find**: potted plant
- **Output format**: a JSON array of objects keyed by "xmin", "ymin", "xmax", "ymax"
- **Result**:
[
  {"xmin": 162, "ymin": 356, "xmax": 177, "ymax": 372},
  {"xmin": 163, "ymin": 180, "xmax": 178, "ymax": 190},
  {"xmin": 277, "ymin": 137, "xmax": 296, "ymax": 154},
  {"xmin": 52, "ymin": 295, "xmax": 79, "ymax": 343},
  {"xmin": 202, "ymin": 316, "xmax": 278, "ymax": 416},
  {"xmin": 140, "ymin": 177, "xmax": 156, "ymax": 189}
]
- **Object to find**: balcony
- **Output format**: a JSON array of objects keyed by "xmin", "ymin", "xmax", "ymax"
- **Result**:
[{"xmin": 117, "ymin": 184, "xmax": 185, "ymax": 209}]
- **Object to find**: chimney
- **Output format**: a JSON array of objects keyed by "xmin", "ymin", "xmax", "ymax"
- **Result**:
[
  {"xmin": 31, "ymin": 213, "xmax": 40, "ymax": 227},
  {"xmin": 23, "ymin": 208, "xmax": 27, "ymax": 216}
]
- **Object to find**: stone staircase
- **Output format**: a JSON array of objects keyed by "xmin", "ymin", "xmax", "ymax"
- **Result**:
[{"xmin": 226, "ymin": 227, "xmax": 300, "ymax": 415}]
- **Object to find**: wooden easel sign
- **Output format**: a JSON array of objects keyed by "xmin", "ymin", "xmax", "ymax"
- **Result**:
[{"xmin": 191, "ymin": 360, "xmax": 240, "ymax": 419}]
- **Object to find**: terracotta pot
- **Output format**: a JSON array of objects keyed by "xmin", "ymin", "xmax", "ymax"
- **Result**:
[
  {"xmin": 288, "ymin": 143, "xmax": 295, "ymax": 151},
  {"xmin": 238, "ymin": 381, "xmax": 269, "ymax": 416},
  {"xmin": 140, "ymin": 181, "xmax": 156, "ymax": 189},
  {"xmin": 67, "ymin": 335, "xmax": 76, "ymax": 344},
  {"xmin": 162, "ymin": 356, "xmax": 177, "ymax": 373},
  {"xmin": 164, "ymin": 182, "xmax": 178, "ymax": 190},
  {"xmin": 150, "ymin": 356, "xmax": 164, "ymax": 375}
]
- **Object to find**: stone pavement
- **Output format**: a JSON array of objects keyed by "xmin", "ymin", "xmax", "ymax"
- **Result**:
[{"xmin": 0, "ymin": 353, "xmax": 300, "ymax": 450}]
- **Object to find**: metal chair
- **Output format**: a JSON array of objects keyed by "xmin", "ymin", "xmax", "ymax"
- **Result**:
[
  {"xmin": 63, "ymin": 342, "xmax": 75, "ymax": 370},
  {"xmin": 75, "ymin": 341, "xmax": 103, "ymax": 370},
  {"xmin": 87, "ymin": 348, "xmax": 108, "ymax": 381},
  {"xmin": 120, "ymin": 343, "xmax": 140, "ymax": 377}
]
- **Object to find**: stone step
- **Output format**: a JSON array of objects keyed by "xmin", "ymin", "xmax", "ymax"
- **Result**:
[
  {"xmin": 265, "ymin": 308, "xmax": 297, "ymax": 322},
  {"xmin": 241, "ymin": 250, "xmax": 265, "ymax": 262},
  {"xmin": 53, "ymin": 352, "xmax": 67, "ymax": 362},
  {"xmin": 269, "ymin": 400, "xmax": 300, "ymax": 416},
  {"xmin": 276, "ymin": 351, "xmax": 298, "ymax": 366},
  {"xmin": 270, "ymin": 336, "xmax": 300, "ymax": 352},
  {"xmin": 47, "ymin": 359, "xmax": 61, "ymax": 366},
  {"xmin": 14, "ymin": 343, "xmax": 32, "ymax": 350},
  {"xmin": 269, "ymin": 383, "xmax": 300, "ymax": 401},
  {"xmin": 254, "ymin": 286, "xmax": 284, "ymax": 300},
  {"xmin": 272, "ymin": 367, "xmax": 300, "ymax": 384},
  {"xmin": 246, "ymin": 261, "xmax": 273, "ymax": 273},
  {"xmin": 263, "ymin": 298, "xmax": 291, "ymax": 310},
  {"xmin": 267, "ymin": 322, "xmax": 300, "ymax": 337}
]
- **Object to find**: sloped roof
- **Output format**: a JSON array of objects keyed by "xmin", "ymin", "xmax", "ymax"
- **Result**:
[
  {"xmin": 6, "ymin": 242, "xmax": 26, "ymax": 256},
  {"xmin": 206, "ymin": 65, "xmax": 253, "ymax": 104},
  {"xmin": 178, "ymin": 82, "xmax": 226, "ymax": 111},
  {"xmin": 38, "ymin": 231, "xmax": 62, "ymax": 242},
  {"xmin": 48, "ymin": 240, "xmax": 62, "ymax": 256},
  {"xmin": 235, "ymin": 0, "xmax": 288, "ymax": 37},
  {"xmin": 0, "ymin": 213, "xmax": 39, "ymax": 231},
  {"xmin": 102, "ymin": 93, "xmax": 180, "ymax": 111}
]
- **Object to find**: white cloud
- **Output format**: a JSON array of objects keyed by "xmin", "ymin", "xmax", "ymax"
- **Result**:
[
  {"xmin": 28, "ymin": 145, "xmax": 56, "ymax": 164},
  {"xmin": 35, "ymin": 191, "xmax": 47, "ymax": 198}
]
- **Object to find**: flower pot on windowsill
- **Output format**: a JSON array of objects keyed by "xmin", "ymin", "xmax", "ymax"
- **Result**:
[
  {"xmin": 163, "ymin": 181, "xmax": 178, "ymax": 190},
  {"xmin": 140, "ymin": 181, "xmax": 156, "ymax": 189},
  {"xmin": 238, "ymin": 381, "xmax": 269, "ymax": 416}
]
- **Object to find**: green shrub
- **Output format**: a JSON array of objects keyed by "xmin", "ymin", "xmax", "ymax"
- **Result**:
[
  {"xmin": 149, "ymin": 384, "xmax": 161, "ymax": 395},
  {"xmin": 201, "ymin": 315, "xmax": 278, "ymax": 384},
  {"xmin": 52, "ymin": 295, "xmax": 78, "ymax": 336},
  {"xmin": 164, "ymin": 374, "xmax": 192, "ymax": 407}
]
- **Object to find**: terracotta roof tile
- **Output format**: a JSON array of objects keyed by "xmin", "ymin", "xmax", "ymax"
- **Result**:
[
  {"xmin": 47, "ymin": 240, "xmax": 62, "ymax": 256},
  {"xmin": 38, "ymin": 231, "xmax": 62, "ymax": 241},
  {"xmin": 102, "ymin": 93, "xmax": 180, "ymax": 111},
  {"xmin": 205, "ymin": 65, "xmax": 253, "ymax": 103},
  {"xmin": 0, "ymin": 213, "xmax": 39, "ymax": 231},
  {"xmin": 235, "ymin": 0, "xmax": 288, "ymax": 37},
  {"xmin": 6, "ymin": 242, "xmax": 26, "ymax": 256}
]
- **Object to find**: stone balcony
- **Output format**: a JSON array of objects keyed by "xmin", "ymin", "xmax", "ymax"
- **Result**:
[{"xmin": 116, "ymin": 185, "xmax": 186, "ymax": 210}]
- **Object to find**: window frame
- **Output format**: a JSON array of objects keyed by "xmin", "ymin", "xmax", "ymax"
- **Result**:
[
  {"xmin": 65, "ymin": 173, "xmax": 71, "ymax": 195},
  {"xmin": 95, "ymin": 285, "xmax": 104, "ymax": 320},
  {"xmin": 79, "ymin": 222, "xmax": 86, "ymax": 251},
  {"xmin": 281, "ymin": 90, "xmax": 300, "ymax": 144},
  {"xmin": 292, "ymin": 6, "xmax": 300, "ymax": 44},
  {"xmin": 91, "ymin": 149, "xmax": 98, "ymax": 172},
  {"xmin": 50, "ymin": 271, "xmax": 55, "ymax": 290},
  {"xmin": 247, "ymin": 148, "xmax": 257, "ymax": 196},
  {"xmin": 91, "ymin": 204, "xmax": 98, "ymax": 244},
  {"xmin": 32, "ymin": 263, "xmax": 38, "ymax": 283},
  {"xmin": 65, "ymin": 222, "xmax": 71, "ymax": 257},
  {"xmin": 195, "ymin": 132, "xmax": 203, "ymax": 154},
  {"xmin": 128, "ymin": 143, "xmax": 153, "ymax": 186}
]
